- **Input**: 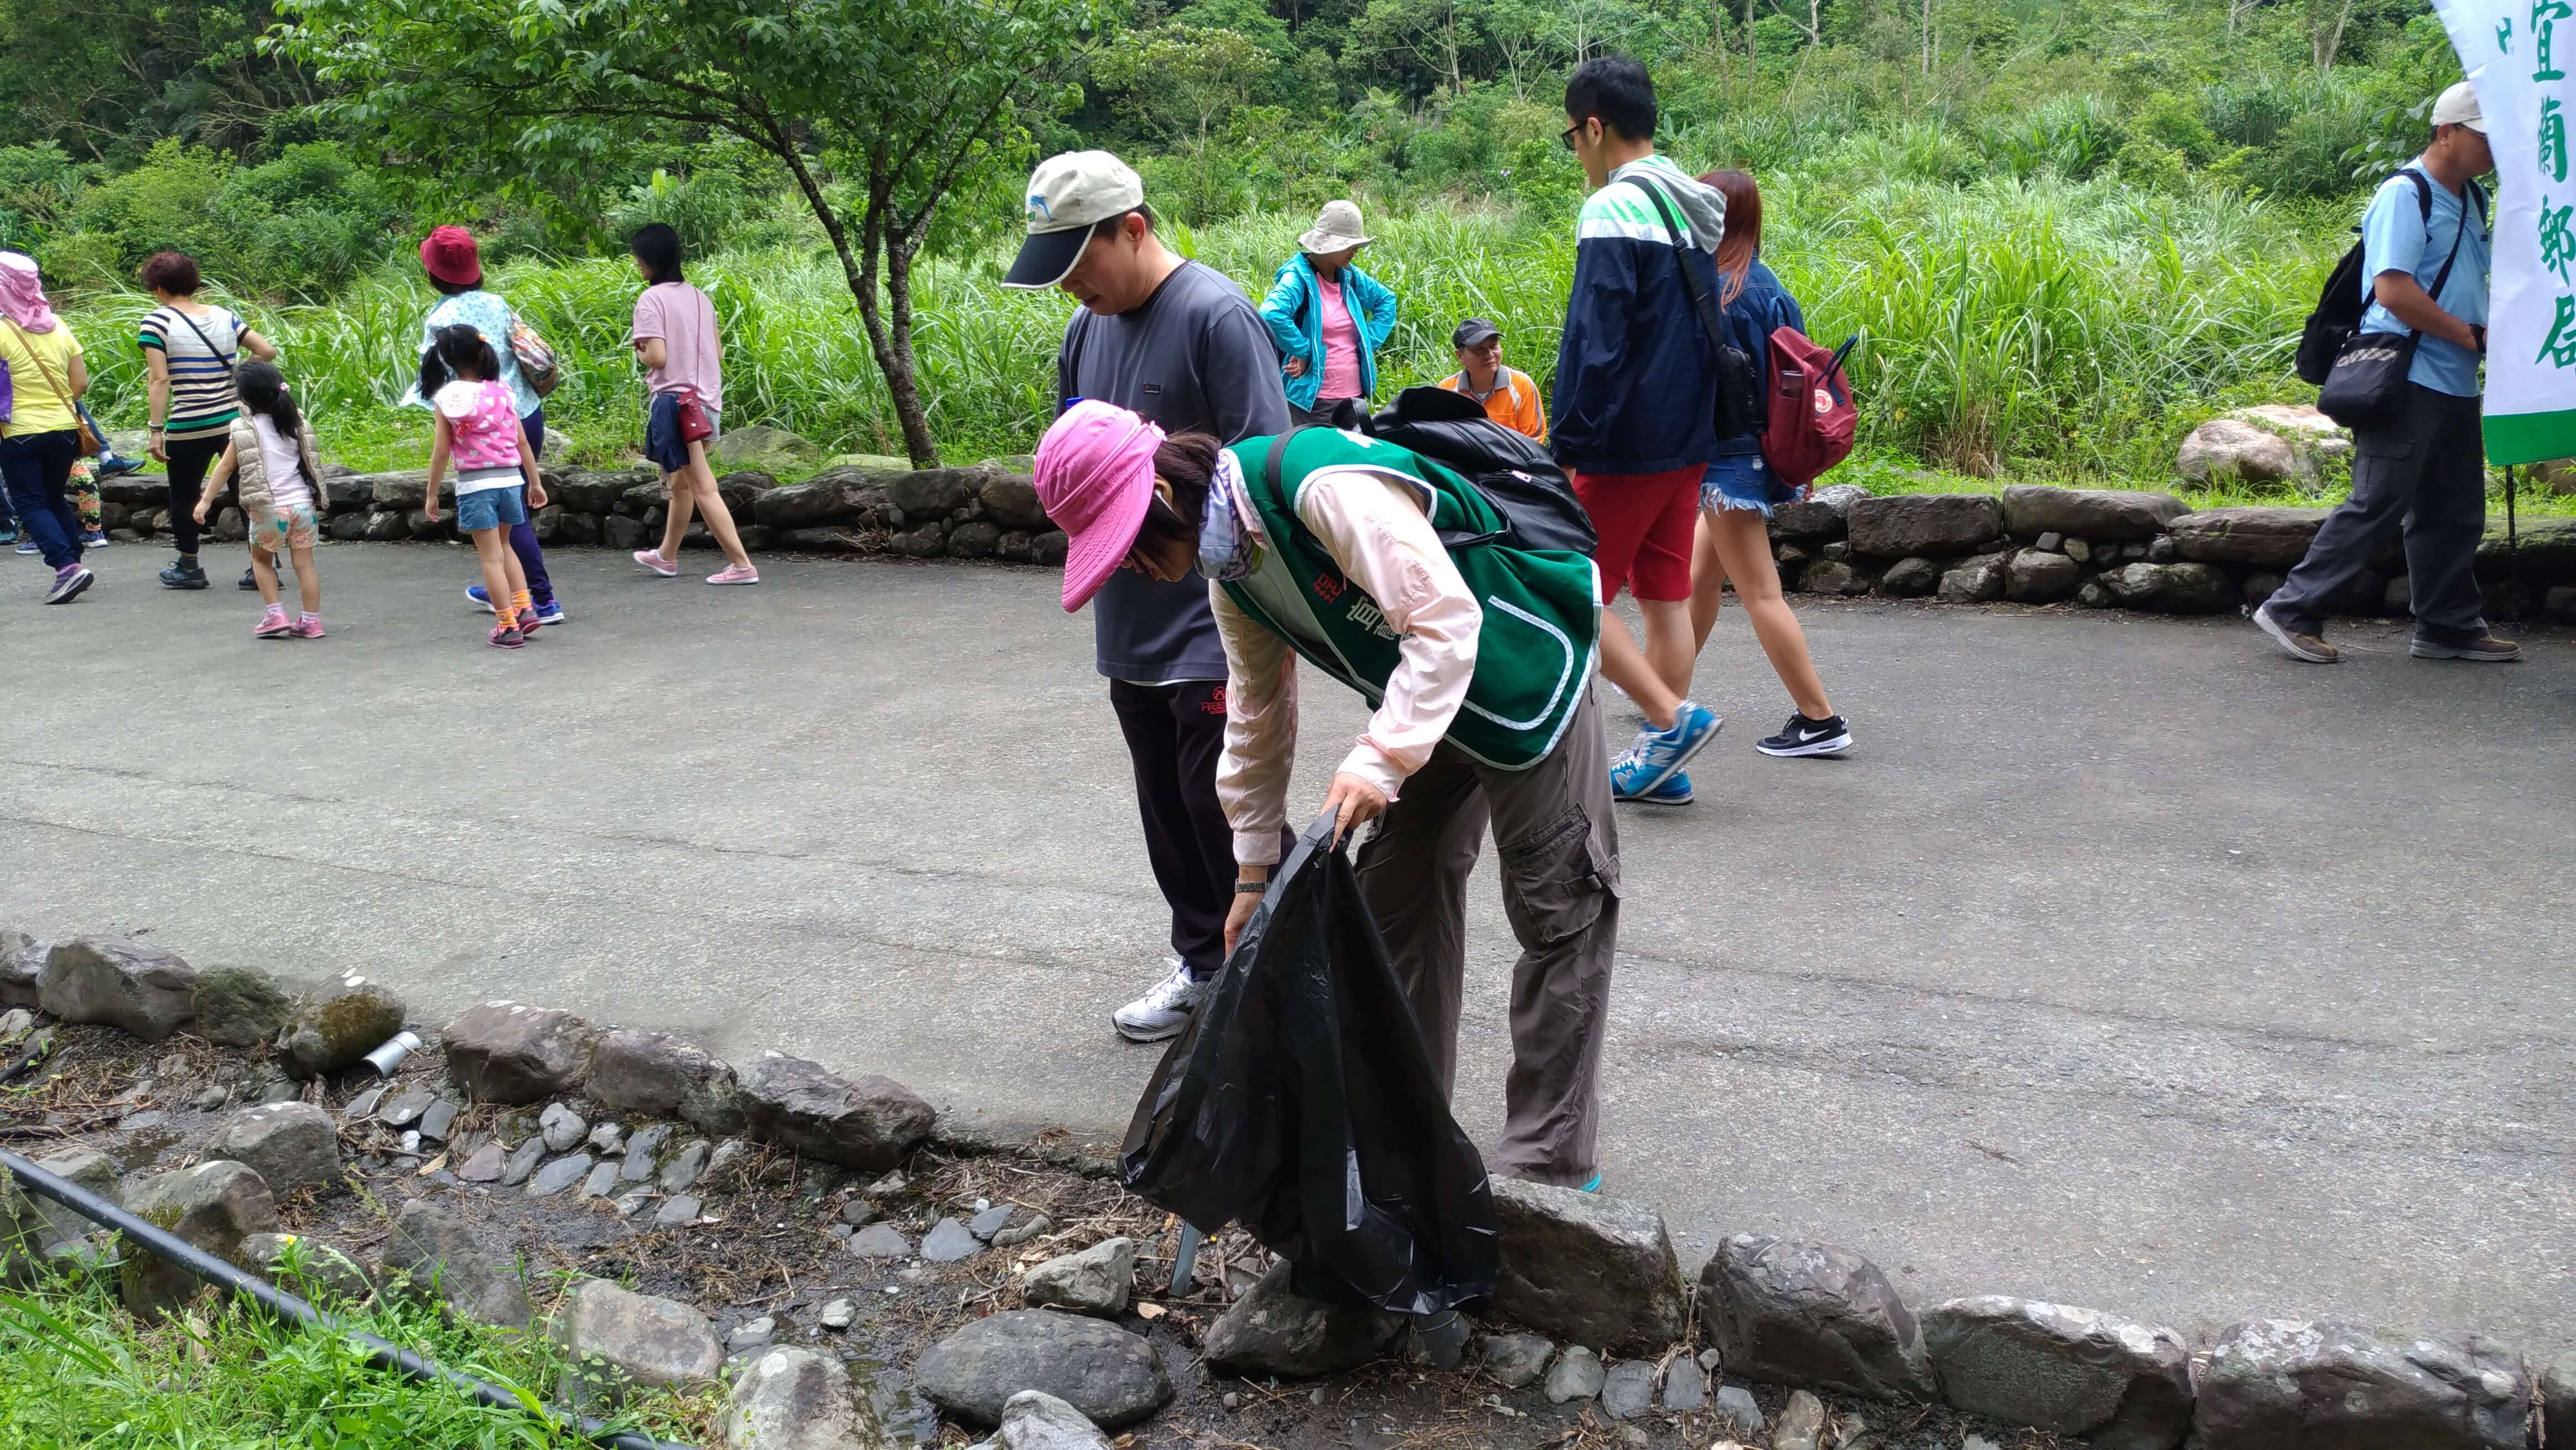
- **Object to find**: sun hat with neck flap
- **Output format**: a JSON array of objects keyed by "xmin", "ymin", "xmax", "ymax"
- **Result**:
[
  {"xmin": 0, "ymin": 251, "xmax": 60, "ymax": 332},
  {"xmin": 1035, "ymin": 400, "xmax": 1170, "ymax": 612},
  {"xmin": 418, "ymin": 225, "xmax": 483, "ymax": 287}
]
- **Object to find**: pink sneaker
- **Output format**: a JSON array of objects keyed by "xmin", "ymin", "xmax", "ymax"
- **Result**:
[
  {"xmin": 254, "ymin": 609, "xmax": 291, "ymax": 639},
  {"xmin": 632, "ymin": 548, "xmax": 679, "ymax": 578},
  {"xmin": 290, "ymin": 615, "xmax": 326, "ymax": 639},
  {"xmin": 705, "ymin": 563, "xmax": 760, "ymax": 586}
]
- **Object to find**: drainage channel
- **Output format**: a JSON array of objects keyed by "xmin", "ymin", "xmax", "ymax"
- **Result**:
[{"xmin": 1, "ymin": 1147, "xmax": 695, "ymax": 1450}]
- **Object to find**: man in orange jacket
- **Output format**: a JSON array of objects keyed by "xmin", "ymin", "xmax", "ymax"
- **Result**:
[{"xmin": 1436, "ymin": 318, "xmax": 1547, "ymax": 443}]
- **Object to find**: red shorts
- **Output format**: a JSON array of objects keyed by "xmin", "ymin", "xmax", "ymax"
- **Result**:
[{"xmin": 1571, "ymin": 465, "xmax": 1703, "ymax": 603}]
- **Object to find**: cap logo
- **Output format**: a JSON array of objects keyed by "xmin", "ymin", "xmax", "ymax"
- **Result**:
[{"xmin": 1027, "ymin": 194, "xmax": 1053, "ymax": 223}]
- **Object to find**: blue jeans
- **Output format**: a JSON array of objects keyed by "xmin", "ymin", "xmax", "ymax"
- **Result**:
[
  {"xmin": 0, "ymin": 429, "xmax": 83, "ymax": 569},
  {"xmin": 508, "ymin": 407, "xmax": 553, "ymax": 605}
]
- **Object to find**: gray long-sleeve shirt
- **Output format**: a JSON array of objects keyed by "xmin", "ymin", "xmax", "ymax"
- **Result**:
[{"xmin": 1056, "ymin": 260, "xmax": 1291, "ymax": 681}]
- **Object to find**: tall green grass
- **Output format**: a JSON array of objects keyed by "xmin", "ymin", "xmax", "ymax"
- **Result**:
[{"xmin": 66, "ymin": 173, "xmax": 2336, "ymax": 484}]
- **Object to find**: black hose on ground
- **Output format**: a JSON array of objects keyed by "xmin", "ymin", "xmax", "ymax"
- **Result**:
[{"xmin": 0, "ymin": 1148, "xmax": 694, "ymax": 1450}]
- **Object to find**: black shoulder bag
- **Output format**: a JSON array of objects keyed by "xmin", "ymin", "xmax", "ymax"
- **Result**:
[
  {"xmin": 1623, "ymin": 176, "xmax": 1762, "ymax": 441},
  {"xmin": 2316, "ymin": 174, "xmax": 2483, "ymax": 431}
]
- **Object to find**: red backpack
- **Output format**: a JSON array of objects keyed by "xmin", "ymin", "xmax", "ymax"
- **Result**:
[{"xmin": 1759, "ymin": 329, "xmax": 1858, "ymax": 490}]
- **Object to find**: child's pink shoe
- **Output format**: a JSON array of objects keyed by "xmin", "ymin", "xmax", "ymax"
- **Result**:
[
  {"xmin": 254, "ymin": 608, "xmax": 291, "ymax": 639},
  {"xmin": 632, "ymin": 548, "xmax": 679, "ymax": 577},
  {"xmin": 290, "ymin": 615, "xmax": 325, "ymax": 639},
  {"xmin": 705, "ymin": 563, "xmax": 760, "ymax": 586}
]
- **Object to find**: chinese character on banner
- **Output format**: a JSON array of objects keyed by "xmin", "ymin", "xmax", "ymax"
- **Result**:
[{"xmin": 2434, "ymin": 0, "xmax": 2576, "ymax": 458}]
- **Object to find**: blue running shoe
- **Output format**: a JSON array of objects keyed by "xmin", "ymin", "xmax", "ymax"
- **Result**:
[
  {"xmin": 466, "ymin": 584, "xmax": 494, "ymax": 612},
  {"xmin": 1579, "ymin": 1173, "xmax": 1603, "ymax": 1193},
  {"xmin": 1625, "ymin": 702, "xmax": 1720, "ymax": 793},
  {"xmin": 14, "ymin": 538, "xmax": 38, "ymax": 555},
  {"xmin": 0, "ymin": 526, "xmax": 17, "ymax": 546},
  {"xmin": 531, "ymin": 600, "xmax": 567, "ymax": 626},
  {"xmin": 1610, "ymin": 753, "xmax": 1694, "ymax": 804}
]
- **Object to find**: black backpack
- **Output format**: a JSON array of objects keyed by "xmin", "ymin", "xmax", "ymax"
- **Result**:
[
  {"xmin": 1352, "ymin": 386, "xmax": 1598, "ymax": 556},
  {"xmin": 2297, "ymin": 169, "xmax": 2485, "ymax": 385}
]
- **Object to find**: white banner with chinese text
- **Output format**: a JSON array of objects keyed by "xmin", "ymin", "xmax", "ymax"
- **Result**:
[{"xmin": 2433, "ymin": 0, "xmax": 2576, "ymax": 463}]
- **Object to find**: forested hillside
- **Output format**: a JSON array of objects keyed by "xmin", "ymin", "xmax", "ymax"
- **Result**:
[{"xmin": 0, "ymin": 0, "xmax": 2471, "ymax": 481}]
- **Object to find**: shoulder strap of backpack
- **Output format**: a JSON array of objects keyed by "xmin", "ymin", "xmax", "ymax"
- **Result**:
[
  {"xmin": 1621, "ymin": 176, "xmax": 1727, "ymax": 362},
  {"xmin": 1263, "ymin": 426, "xmax": 1313, "ymax": 499}
]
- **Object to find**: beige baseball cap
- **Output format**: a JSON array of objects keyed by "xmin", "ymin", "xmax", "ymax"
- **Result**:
[
  {"xmin": 2432, "ymin": 80, "xmax": 2484, "ymax": 133},
  {"xmin": 1004, "ymin": 152, "xmax": 1146, "ymax": 289}
]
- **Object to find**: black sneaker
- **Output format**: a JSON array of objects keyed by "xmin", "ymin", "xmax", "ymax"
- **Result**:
[
  {"xmin": 158, "ymin": 556, "xmax": 209, "ymax": 589},
  {"xmin": 1757, "ymin": 712, "xmax": 1853, "ymax": 758},
  {"xmin": 238, "ymin": 567, "xmax": 259, "ymax": 591}
]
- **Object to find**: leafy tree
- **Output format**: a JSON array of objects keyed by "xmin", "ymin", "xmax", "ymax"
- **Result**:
[
  {"xmin": 1093, "ymin": 24, "xmax": 1279, "ymax": 219},
  {"xmin": 0, "ymin": 0, "xmax": 313, "ymax": 159},
  {"xmin": 275, "ymin": 0, "xmax": 1099, "ymax": 466}
]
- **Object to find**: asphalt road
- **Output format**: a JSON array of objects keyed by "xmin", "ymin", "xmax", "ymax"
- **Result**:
[{"xmin": 4, "ymin": 541, "xmax": 2570, "ymax": 1358}]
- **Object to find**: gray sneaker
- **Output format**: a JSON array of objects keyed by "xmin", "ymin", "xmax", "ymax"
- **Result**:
[
  {"xmin": 2253, "ymin": 604, "xmax": 2338, "ymax": 663},
  {"xmin": 1112, "ymin": 960, "xmax": 1208, "ymax": 1043},
  {"xmin": 2410, "ymin": 635, "xmax": 2520, "ymax": 661}
]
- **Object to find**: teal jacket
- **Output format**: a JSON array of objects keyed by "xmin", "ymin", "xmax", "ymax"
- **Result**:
[{"xmin": 1256, "ymin": 255, "xmax": 1399, "ymax": 411}]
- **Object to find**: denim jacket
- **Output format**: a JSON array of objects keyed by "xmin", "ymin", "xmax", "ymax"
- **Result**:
[{"xmin": 1257, "ymin": 254, "xmax": 1399, "ymax": 411}]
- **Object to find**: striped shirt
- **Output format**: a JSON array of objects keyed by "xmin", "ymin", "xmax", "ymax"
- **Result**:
[{"xmin": 138, "ymin": 305, "xmax": 245, "ymax": 442}]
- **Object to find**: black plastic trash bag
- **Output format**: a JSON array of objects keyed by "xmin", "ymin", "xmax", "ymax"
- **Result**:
[{"xmin": 1118, "ymin": 812, "xmax": 1499, "ymax": 1316}]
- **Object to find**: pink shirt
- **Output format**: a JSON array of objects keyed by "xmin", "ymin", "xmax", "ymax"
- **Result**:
[
  {"xmin": 632, "ymin": 281, "xmax": 724, "ymax": 414},
  {"xmin": 1315, "ymin": 278, "xmax": 1365, "ymax": 401},
  {"xmin": 434, "ymin": 380, "xmax": 522, "ymax": 478},
  {"xmin": 1209, "ymin": 467, "xmax": 1490, "ymax": 867}
]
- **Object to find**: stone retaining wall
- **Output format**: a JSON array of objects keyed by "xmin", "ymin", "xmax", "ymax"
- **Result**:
[{"xmin": 90, "ymin": 465, "xmax": 2576, "ymax": 624}]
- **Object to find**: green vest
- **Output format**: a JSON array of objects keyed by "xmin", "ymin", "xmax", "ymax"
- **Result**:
[{"xmin": 1219, "ymin": 428, "xmax": 1602, "ymax": 771}]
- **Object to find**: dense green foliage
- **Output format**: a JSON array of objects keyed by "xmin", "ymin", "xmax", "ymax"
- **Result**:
[{"xmin": 0, "ymin": 0, "xmax": 2482, "ymax": 480}]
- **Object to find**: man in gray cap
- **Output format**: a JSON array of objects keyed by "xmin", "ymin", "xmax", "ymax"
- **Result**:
[
  {"xmin": 2257, "ymin": 80, "xmax": 2516, "ymax": 665},
  {"xmin": 1002, "ymin": 151, "xmax": 1291, "ymax": 1042}
]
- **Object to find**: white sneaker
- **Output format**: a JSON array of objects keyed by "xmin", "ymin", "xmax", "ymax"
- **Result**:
[{"xmin": 1112, "ymin": 960, "xmax": 1208, "ymax": 1043}]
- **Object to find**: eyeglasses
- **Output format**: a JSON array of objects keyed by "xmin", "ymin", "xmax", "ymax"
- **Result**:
[{"xmin": 1559, "ymin": 124, "xmax": 1581, "ymax": 152}]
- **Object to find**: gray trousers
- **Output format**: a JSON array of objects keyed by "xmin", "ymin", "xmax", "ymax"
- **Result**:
[
  {"xmin": 2267, "ymin": 383, "xmax": 2489, "ymax": 643},
  {"xmin": 1354, "ymin": 688, "xmax": 1621, "ymax": 1188}
]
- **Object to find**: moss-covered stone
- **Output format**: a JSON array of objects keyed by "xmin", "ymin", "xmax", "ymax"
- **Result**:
[
  {"xmin": 191, "ymin": 966, "xmax": 294, "ymax": 1048},
  {"xmin": 279, "ymin": 978, "xmax": 406, "ymax": 1079}
]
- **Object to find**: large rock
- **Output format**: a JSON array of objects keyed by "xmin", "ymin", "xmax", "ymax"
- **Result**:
[
  {"xmin": 1490, "ymin": 1178, "xmax": 1686, "ymax": 1356},
  {"xmin": 38, "ymin": 936, "xmax": 198, "ymax": 1041},
  {"xmin": 368, "ymin": 470, "xmax": 436, "ymax": 510},
  {"xmin": 2005, "ymin": 548, "xmax": 2082, "ymax": 603},
  {"xmin": 1481, "ymin": 1333, "xmax": 1554, "ymax": 1389},
  {"xmin": 2543, "ymin": 1363, "xmax": 2574, "ymax": 1448},
  {"xmin": 884, "ymin": 464, "xmax": 988, "ymax": 519},
  {"xmin": 278, "ymin": 975, "xmax": 407, "ymax": 1079},
  {"xmin": 2099, "ymin": 561, "xmax": 2235, "ymax": 614},
  {"xmin": 1201, "ymin": 1260, "xmax": 1401, "ymax": 1376},
  {"xmin": 1, "ymin": 1146, "xmax": 119, "ymax": 1283},
  {"xmin": 2178, "ymin": 418, "xmax": 2315, "ymax": 486},
  {"xmin": 736, "ymin": 1053, "xmax": 934, "ymax": 1171},
  {"xmin": 0, "ymin": 928, "xmax": 43, "ymax": 1008},
  {"xmin": 1936, "ymin": 551, "xmax": 2008, "ymax": 603},
  {"xmin": 1699, "ymin": 1234, "xmax": 1935, "ymax": 1401},
  {"xmin": 754, "ymin": 469, "xmax": 891, "ymax": 527},
  {"xmin": 2197, "ymin": 1320, "xmax": 2525, "ymax": 1450},
  {"xmin": 442, "ymin": 1002, "xmax": 596, "ymax": 1104},
  {"xmin": 913, "ymin": 1309, "xmax": 1172, "ymax": 1428},
  {"xmin": 552, "ymin": 469, "xmax": 656, "ymax": 513},
  {"xmin": 2001, "ymin": 484, "xmax": 2188, "ymax": 542},
  {"xmin": 1021, "ymin": 1236, "xmax": 1135, "ymax": 1317},
  {"xmin": 189, "ymin": 966, "xmax": 294, "ymax": 1047},
  {"xmin": 380, "ymin": 1198, "xmax": 532, "ymax": 1328},
  {"xmin": 724, "ymin": 1347, "xmax": 877, "ymax": 1450},
  {"xmin": 991, "ymin": 1390, "xmax": 1115, "ymax": 1450},
  {"xmin": 586, "ymin": 1029, "xmax": 750, "ymax": 1136},
  {"xmin": 2168, "ymin": 506, "xmax": 2328, "ymax": 566},
  {"xmin": 1922, "ymin": 1296, "xmax": 2192, "ymax": 1450},
  {"xmin": 1846, "ymin": 494, "xmax": 2003, "ymax": 558},
  {"xmin": 709, "ymin": 424, "xmax": 822, "ymax": 474},
  {"xmin": 205, "ymin": 1102, "xmax": 342, "ymax": 1197},
  {"xmin": 979, "ymin": 472, "xmax": 1052, "ymax": 531},
  {"xmin": 242, "ymin": 1231, "xmax": 376, "ymax": 1306},
  {"xmin": 1876, "ymin": 556, "xmax": 1941, "ymax": 597},
  {"xmin": 2476, "ymin": 515, "xmax": 2576, "ymax": 586},
  {"xmin": 120, "ymin": 1161, "xmax": 278, "ymax": 1320},
  {"xmin": 1800, "ymin": 560, "xmax": 1873, "ymax": 596},
  {"xmin": 550, "ymin": 1277, "xmax": 725, "ymax": 1412}
]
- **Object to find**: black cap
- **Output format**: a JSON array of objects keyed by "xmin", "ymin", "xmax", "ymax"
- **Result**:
[{"xmin": 1452, "ymin": 317, "xmax": 1500, "ymax": 349}]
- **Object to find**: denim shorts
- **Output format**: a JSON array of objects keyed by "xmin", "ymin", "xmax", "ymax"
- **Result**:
[
  {"xmin": 1702, "ymin": 454, "xmax": 1799, "ymax": 517},
  {"xmin": 645, "ymin": 391, "xmax": 719, "ymax": 473},
  {"xmin": 455, "ymin": 484, "xmax": 529, "ymax": 534}
]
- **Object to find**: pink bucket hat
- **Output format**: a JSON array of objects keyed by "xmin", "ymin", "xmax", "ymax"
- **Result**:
[{"xmin": 1035, "ymin": 400, "xmax": 1167, "ymax": 612}]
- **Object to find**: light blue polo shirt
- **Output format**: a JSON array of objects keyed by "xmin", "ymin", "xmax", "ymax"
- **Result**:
[{"xmin": 2355, "ymin": 158, "xmax": 2490, "ymax": 398}]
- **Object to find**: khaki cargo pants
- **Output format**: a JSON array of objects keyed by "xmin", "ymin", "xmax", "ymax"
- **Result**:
[{"xmin": 1353, "ymin": 687, "xmax": 1621, "ymax": 1187}]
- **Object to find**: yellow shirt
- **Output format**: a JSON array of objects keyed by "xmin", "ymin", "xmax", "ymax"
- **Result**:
[
  {"xmin": 0, "ymin": 320, "xmax": 84, "ymax": 437},
  {"xmin": 1436, "ymin": 365, "xmax": 1547, "ymax": 444}
]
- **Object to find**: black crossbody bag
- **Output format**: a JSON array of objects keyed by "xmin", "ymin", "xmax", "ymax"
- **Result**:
[
  {"xmin": 1623, "ymin": 176, "xmax": 1763, "ymax": 441},
  {"xmin": 2317, "ymin": 175, "xmax": 2480, "ymax": 431}
]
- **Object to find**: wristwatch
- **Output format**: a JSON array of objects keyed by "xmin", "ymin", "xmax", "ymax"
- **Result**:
[{"xmin": 1234, "ymin": 881, "xmax": 1269, "ymax": 894}]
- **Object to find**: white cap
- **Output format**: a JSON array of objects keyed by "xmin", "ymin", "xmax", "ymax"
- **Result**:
[
  {"xmin": 2432, "ymin": 81, "xmax": 2484, "ymax": 133},
  {"xmin": 1004, "ymin": 152, "xmax": 1146, "ymax": 289}
]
